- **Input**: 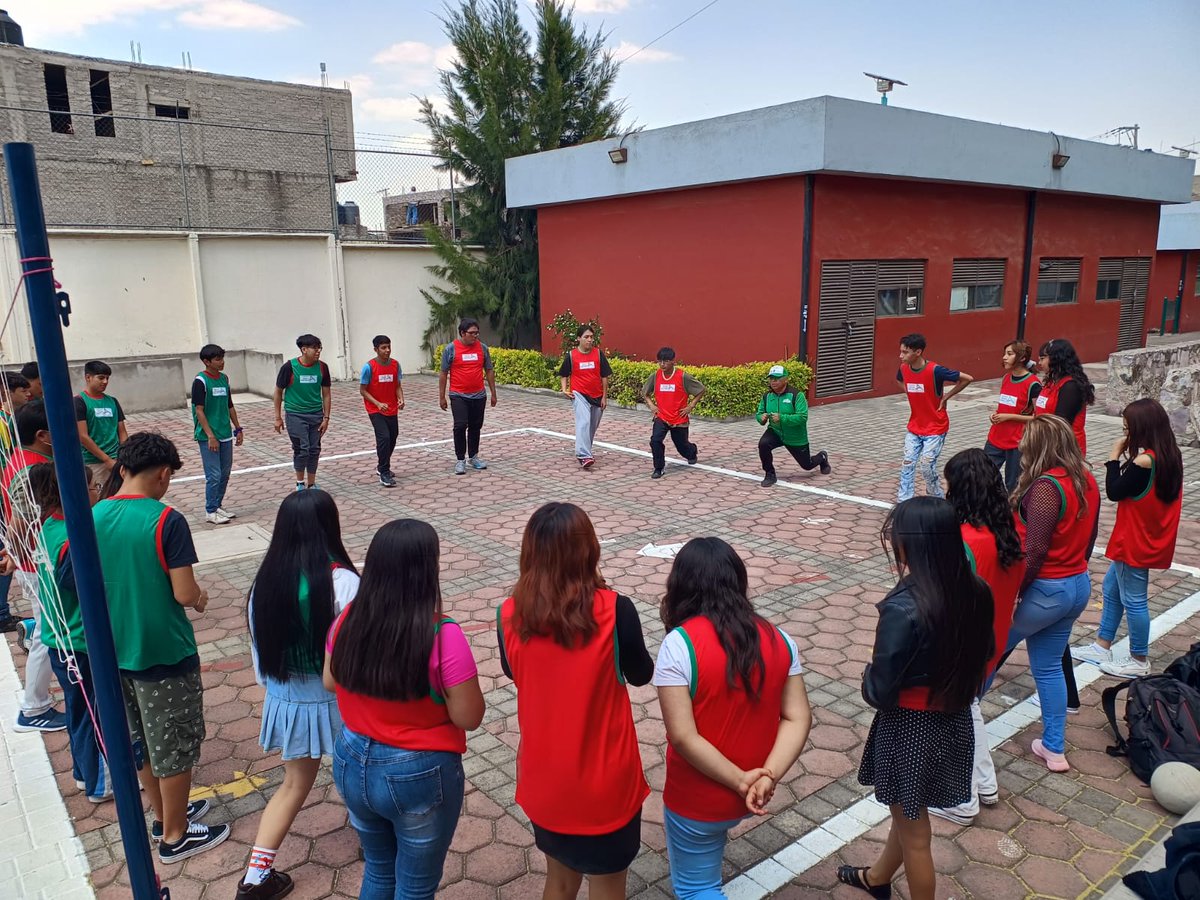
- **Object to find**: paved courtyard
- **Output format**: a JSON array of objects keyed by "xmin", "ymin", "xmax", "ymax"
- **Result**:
[{"xmin": 3, "ymin": 371, "xmax": 1200, "ymax": 900}]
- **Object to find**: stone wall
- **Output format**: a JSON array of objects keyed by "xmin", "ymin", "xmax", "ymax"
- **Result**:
[
  {"xmin": 1160, "ymin": 365, "xmax": 1200, "ymax": 447},
  {"xmin": 1105, "ymin": 341, "xmax": 1200, "ymax": 414}
]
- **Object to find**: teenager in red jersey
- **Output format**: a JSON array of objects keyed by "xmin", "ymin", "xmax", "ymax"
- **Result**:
[
  {"xmin": 896, "ymin": 334, "xmax": 973, "ymax": 502},
  {"xmin": 1072, "ymin": 398, "xmax": 1182, "ymax": 679},
  {"xmin": 1033, "ymin": 339, "xmax": 1093, "ymax": 456},
  {"xmin": 985, "ymin": 340, "xmax": 1041, "ymax": 491},
  {"xmin": 642, "ymin": 347, "xmax": 705, "ymax": 480},
  {"xmin": 498, "ymin": 503, "xmax": 652, "ymax": 900},
  {"xmin": 558, "ymin": 324, "xmax": 611, "ymax": 469},
  {"xmin": 654, "ymin": 537, "xmax": 812, "ymax": 897}
]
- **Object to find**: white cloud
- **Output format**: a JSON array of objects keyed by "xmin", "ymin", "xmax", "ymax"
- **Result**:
[
  {"xmin": 612, "ymin": 40, "xmax": 680, "ymax": 63},
  {"xmin": 15, "ymin": 0, "xmax": 299, "ymax": 38},
  {"xmin": 177, "ymin": 0, "xmax": 300, "ymax": 30},
  {"xmin": 360, "ymin": 96, "xmax": 424, "ymax": 124},
  {"xmin": 573, "ymin": 0, "xmax": 633, "ymax": 12},
  {"xmin": 372, "ymin": 41, "xmax": 457, "ymax": 72}
]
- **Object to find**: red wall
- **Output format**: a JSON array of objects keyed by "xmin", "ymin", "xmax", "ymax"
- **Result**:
[
  {"xmin": 1151, "ymin": 250, "xmax": 1200, "ymax": 334},
  {"xmin": 537, "ymin": 174, "xmax": 1166, "ymax": 400},
  {"xmin": 537, "ymin": 179, "xmax": 807, "ymax": 365}
]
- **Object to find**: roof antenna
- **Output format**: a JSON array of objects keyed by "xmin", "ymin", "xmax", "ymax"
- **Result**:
[
  {"xmin": 864, "ymin": 72, "xmax": 907, "ymax": 106},
  {"xmin": 320, "ymin": 62, "xmax": 328, "ymax": 88}
]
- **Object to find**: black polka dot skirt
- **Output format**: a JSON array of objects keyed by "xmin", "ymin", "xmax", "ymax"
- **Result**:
[{"xmin": 857, "ymin": 706, "xmax": 974, "ymax": 820}]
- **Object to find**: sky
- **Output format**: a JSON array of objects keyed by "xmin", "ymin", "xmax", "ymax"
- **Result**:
[{"xmin": 10, "ymin": 0, "xmax": 1198, "ymax": 224}]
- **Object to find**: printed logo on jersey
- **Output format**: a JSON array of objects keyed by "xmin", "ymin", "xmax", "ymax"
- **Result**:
[
  {"xmin": 906, "ymin": 383, "xmax": 925, "ymax": 394},
  {"xmin": 998, "ymin": 393, "xmax": 1018, "ymax": 407}
]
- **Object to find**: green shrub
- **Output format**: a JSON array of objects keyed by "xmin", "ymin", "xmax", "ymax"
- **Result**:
[
  {"xmin": 546, "ymin": 309, "xmax": 605, "ymax": 356},
  {"xmin": 436, "ymin": 344, "xmax": 813, "ymax": 419}
]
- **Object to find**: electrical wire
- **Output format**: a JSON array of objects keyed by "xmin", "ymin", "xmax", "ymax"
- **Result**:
[{"xmin": 617, "ymin": 0, "xmax": 722, "ymax": 64}]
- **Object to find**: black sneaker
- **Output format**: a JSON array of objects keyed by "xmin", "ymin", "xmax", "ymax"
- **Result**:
[
  {"xmin": 379, "ymin": 472, "xmax": 397, "ymax": 488},
  {"xmin": 761, "ymin": 474, "xmax": 777, "ymax": 488},
  {"xmin": 819, "ymin": 453, "xmax": 832, "ymax": 476},
  {"xmin": 158, "ymin": 821, "xmax": 230, "ymax": 864},
  {"xmin": 687, "ymin": 454, "xmax": 698, "ymax": 465},
  {"xmin": 651, "ymin": 470, "xmax": 664, "ymax": 480},
  {"xmin": 151, "ymin": 798, "xmax": 211, "ymax": 842},
  {"xmin": 0, "ymin": 614, "xmax": 19, "ymax": 633},
  {"xmin": 236, "ymin": 870, "xmax": 295, "ymax": 899}
]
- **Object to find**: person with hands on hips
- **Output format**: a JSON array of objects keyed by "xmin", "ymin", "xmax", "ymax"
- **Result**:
[
  {"xmin": 642, "ymin": 347, "xmax": 705, "ymax": 480},
  {"xmin": 438, "ymin": 318, "xmax": 497, "ymax": 476}
]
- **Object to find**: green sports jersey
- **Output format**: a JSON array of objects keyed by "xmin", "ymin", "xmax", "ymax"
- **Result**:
[
  {"xmin": 284, "ymin": 359, "xmax": 325, "ymax": 414},
  {"xmin": 38, "ymin": 516, "xmax": 86, "ymax": 652},
  {"xmin": 756, "ymin": 388, "xmax": 810, "ymax": 446},
  {"xmin": 79, "ymin": 391, "xmax": 121, "ymax": 464},
  {"xmin": 192, "ymin": 371, "xmax": 232, "ymax": 442}
]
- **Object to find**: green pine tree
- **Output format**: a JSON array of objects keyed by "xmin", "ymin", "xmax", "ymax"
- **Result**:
[{"xmin": 420, "ymin": 0, "xmax": 623, "ymax": 349}]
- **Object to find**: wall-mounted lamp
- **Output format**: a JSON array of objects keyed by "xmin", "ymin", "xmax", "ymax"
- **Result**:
[
  {"xmin": 608, "ymin": 130, "xmax": 634, "ymax": 164},
  {"xmin": 1050, "ymin": 132, "xmax": 1069, "ymax": 169}
]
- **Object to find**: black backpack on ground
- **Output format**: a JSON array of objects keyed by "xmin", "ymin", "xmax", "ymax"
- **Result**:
[{"xmin": 1103, "ymin": 645, "xmax": 1200, "ymax": 785}]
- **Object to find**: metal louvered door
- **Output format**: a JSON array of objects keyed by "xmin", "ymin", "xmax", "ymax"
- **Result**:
[
  {"xmin": 816, "ymin": 261, "xmax": 878, "ymax": 399},
  {"xmin": 1116, "ymin": 257, "xmax": 1151, "ymax": 351}
]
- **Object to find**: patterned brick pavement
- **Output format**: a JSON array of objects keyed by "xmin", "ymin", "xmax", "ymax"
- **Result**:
[{"xmin": 4, "ymin": 370, "xmax": 1199, "ymax": 900}]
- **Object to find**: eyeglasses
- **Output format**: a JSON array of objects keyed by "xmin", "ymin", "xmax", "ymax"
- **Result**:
[{"xmin": 464, "ymin": 330, "xmax": 480, "ymax": 336}]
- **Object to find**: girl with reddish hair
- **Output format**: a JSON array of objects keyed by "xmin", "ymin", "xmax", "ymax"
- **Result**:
[
  {"xmin": 985, "ymin": 340, "xmax": 1040, "ymax": 491},
  {"xmin": 497, "ymin": 502, "xmax": 652, "ymax": 900}
]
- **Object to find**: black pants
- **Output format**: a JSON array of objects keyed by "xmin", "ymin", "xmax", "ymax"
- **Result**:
[
  {"xmin": 984, "ymin": 441, "xmax": 1022, "ymax": 492},
  {"xmin": 369, "ymin": 412, "xmax": 399, "ymax": 474},
  {"xmin": 759, "ymin": 429, "xmax": 827, "ymax": 476},
  {"xmin": 650, "ymin": 418, "xmax": 697, "ymax": 472},
  {"xmin": 994, "ymin": 646, "xmax": 1080, "ymax": 709},
  {"xmin": 450, "ymin": 395, "xmax": 486, "ymax": 460}
]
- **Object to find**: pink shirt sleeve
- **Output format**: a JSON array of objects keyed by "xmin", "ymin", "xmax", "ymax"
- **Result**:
[{"xmin": 429, "ymin": 622, "xmax": 477, "ymax": 694}]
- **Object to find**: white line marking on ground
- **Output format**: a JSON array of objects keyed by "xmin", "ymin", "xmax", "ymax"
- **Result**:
[
  {"xmin": 1094, "ymin": 544, "xmax": 1199, "ymax": 579},
  {"xmin": 0, "ymin": 643, "xmax": 94, "ymax": 899},
  {"xmin": 525, "ymin": 428, "xmax": 895, "ymax": 510},
  {"xmin": 173, "ymin": 428, "xmax": 531, "ymax": 482},
  {"xmin": 723, "ymin": 586, "xmax": 1200, "ymax": 898}
]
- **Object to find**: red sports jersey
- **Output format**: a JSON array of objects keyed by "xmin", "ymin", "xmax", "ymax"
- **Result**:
[
  {"xmin": 900, "ymin": 361, "xmax": 949, "ymax": 436},
  {"xmin": 1106, "ymin": 450, "xmax": 1181, "ymax": 570}
]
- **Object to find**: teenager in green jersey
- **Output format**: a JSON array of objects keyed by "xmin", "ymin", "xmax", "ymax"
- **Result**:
[
  {"xmin": 192, "ymin": 344, "xmax": 244, "ymax": 524},
  {"xmin": 88, "ymin": 433, "xmax": 229, "ymax": 863},
  {"xmin": 273, "ymin": 334, "xmax": 331, "ymax": 491},
  {"xmin": 74, "ymin": 360, "xmax": 127, "ymax": 484}
]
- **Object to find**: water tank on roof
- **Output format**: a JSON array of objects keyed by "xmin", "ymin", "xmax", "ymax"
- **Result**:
[
  {"xmin": 338, "ymin": 201, "xmax": 360, "ymax": 226},
  {"xmin": 0, "ymin": 10, "xmax": 23, "ymax": 46}
]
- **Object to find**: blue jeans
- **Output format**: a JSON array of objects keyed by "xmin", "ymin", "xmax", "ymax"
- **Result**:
[
  {"xmin": 332, "ymin": 728, "xmax": 464, "ymax": 900},
  {"xmin": 1004, "ymin": 573, "xmax": 1091, "ymax": 753},
  {"xmin": 0, "ymin": 536, "xmax": 12, "ymax": 619},
  {"xmin": 49, "ymin": 650, "xmax": 109, "ymax": 800},
  {"xmin": 899, "ymin": 431, "xmax": 946, "ymax": 501},
  {"xmin": 663, "ymin": 807, "xmax": 744, "ymax": 899},
  {"xmin": 1099, "ymin": 561, "xmax": 1150, "ymax": 657},
  {"xmin": 197, "ymin": 440, "xmax": 233, "ymax": 514}
]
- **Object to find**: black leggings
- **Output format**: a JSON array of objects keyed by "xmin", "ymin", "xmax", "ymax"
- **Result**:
[
  {"xmin": 758, "ymin": 429, "xmax": 828, "ymax": 476},
  {"xmin": 994, "ymin": 646, "xmax": 1080, "ymax": 709},
  {"xmin": 450, "ymin": 395, "xmax": 486, "ymax": 460}
]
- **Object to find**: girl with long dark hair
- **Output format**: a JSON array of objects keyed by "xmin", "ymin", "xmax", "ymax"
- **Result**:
[
  {"xmin": 985, "ymin": 340, "xmax": 1041, "ymax": 491},
  {"xmin": 655, "ymin": 537, "xmax": 813, "ymax": 897},
  {"xmin": 1034, "ymin": 338, "xmax": 1094, "ymax": 456},
  {"xmin": 1005, "ymin": 415, "xmax": 1099, "ymax": 772},
  {"xmin": 326, "ymin": 520, "xmax": 483, "ymax": 899},
  {"xmin": 839, "ymin": 497, "xmax": 993, "ymax": 900},
  {"xmin": 498, "ymin": 502, "xmax": 653, "ymax": 900},
  {"xmin": 238, "ymin": 490, "xmax": 359, "ymax": 899},
  {"xmin": 928, "ymin": 450, "xmax": 1024, "ymax": 827},
  {"xmin": 1072, "ymin": 398, "xmax": 1183, "ymax": 678}
]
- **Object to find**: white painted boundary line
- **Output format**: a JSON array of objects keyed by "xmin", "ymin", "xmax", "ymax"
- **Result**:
[
  {"xmin": 723, "ymin": 586, "xmax": 1200, "ymax": 899},
  {"xmin": 0, "ymin": 642, "xmax": 94, "ymax": 899},
  {"xmin": 172, "ymin": 428, "xmax": 530, "ymax": 483}
]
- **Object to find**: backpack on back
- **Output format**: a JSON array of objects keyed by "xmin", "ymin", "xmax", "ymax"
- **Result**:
[{"xmin": 1103, "ymin": 671, "xmax": 1200, "ymax": 785}]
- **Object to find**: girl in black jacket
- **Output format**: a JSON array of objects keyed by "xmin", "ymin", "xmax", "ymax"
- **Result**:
[{"xmin": 838, "ymin": 497, "xmax": 993, "ymax": 900}]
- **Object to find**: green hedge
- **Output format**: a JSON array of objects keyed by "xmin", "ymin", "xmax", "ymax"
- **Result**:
[{"xmin": 437, "ymin": 346, "xmax": 813, "ymax": 419}]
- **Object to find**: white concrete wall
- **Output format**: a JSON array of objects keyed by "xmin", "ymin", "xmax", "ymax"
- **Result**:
[
  {"xmin": 0, "ymin": 230, "xmax": 445, "ymax": 393},
  {"xmin": 341, "ymin": 244, "xmax": 446, "ymax": 374}
]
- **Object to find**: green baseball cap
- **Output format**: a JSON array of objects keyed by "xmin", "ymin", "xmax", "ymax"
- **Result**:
[{"xmin": 767, "ymin": 365, "xmax": 788, "ymax": 379}]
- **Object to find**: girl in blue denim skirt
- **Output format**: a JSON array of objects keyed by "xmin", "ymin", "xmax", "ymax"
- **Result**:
[{"xmin": 237, "ymin": 490, "xmax": 360, "ymax": 899}]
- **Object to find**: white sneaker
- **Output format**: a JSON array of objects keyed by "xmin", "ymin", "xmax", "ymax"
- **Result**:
[
  {"xmin": 216, "ymin": 507, "xmax": 236, "ymax": 519},
  {"xmin": 1099, "ymin": 657, "xmax": 1150, "ymax": 679},
  {"xmin": 204, "ymin": 511, "xmax": 232, "ymax": 525},
  {"xmin": 1070, "ymin": 641, "xmax": 1112, "ymax": 666}
]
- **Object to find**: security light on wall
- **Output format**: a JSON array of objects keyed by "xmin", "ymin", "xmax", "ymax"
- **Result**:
[
  {"xmin": 1050, "ymin": 132, "xmax": 1070, "ymax": 169},
  {"xmin": 608, "ymin": 130, "xmax": 635, "ymax": 164}
]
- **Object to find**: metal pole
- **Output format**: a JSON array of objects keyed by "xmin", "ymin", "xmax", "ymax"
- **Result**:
[
  {"xmin": 449, "ymin": 165, "xmax": 459, "ymax": 245},
  {"xmin": 175, "ymin": 111, "xmax": 191, "ymax": 229},
  {"xmin": 1176, "ymin": 251, "xmax": 1189, "ymax": 334},
  {"xmin": 324, "ymin": 132, "xmax": 339, "ymax": 236},
  {"xmin": 1016, "ymin": 191, "xmax": 1037, "ymax": 341},
  {"xmin": 3, "ymin": 143, "xmax": 161, "ymax": 899},
  {"xmin": 798, "ymin": 174, "xmax": 814, "ymax": 364}
]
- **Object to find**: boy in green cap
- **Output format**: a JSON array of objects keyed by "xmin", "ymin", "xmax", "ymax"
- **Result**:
[{"xmin": 756, "ymin": 364, "xmax": 831, "ymax": 487}]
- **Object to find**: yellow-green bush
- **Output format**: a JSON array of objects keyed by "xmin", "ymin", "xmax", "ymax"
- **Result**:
[{"xmin": 435, "ymin": 345, "xmax": 813, "ymax": 419}]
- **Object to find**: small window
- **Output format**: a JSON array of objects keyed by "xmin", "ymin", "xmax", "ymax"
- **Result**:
[
  {"xmin": 153, "ymin": 104, "xmax": 190, "ymax": 119},
  {"xmin": 89, "ymin": 69, "xmax": 115, "ymax": 137},
  {"xmin": 951, "ymin": 258, "xmax": 1005, "ymax": 311},
  {"xmin": 1036, "ymin": 258, "xmax": 1081, "ymax": 306},
  {"xmin": 950, "ymin": 284, "xmax": 1003, "ymax": 311},
  {"xmin": 1096, "ymin": 278, "xmax": 1121, "ymax": 301},
  {"xmin": 1195, "ymin": 270, "xmax": 1200, "ymax": 297},
  {"xmin": 875, "ymin": 260, "xmax": 926, "ymax": 317},
  {"xmin": 43, "ymin": 64, "xmax": 73, "ymax": 134}
]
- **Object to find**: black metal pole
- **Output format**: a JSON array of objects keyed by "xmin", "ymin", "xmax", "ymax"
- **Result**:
[
  {"xmin": 4, "ymin": 142, "xmax": 161, "ymax": 899},
  {"xmin": 798, "ymin": 174, "xmax": 815, "ymax": 363},
  {"xmin": 1016, "ymin": 190, "xmax": 1037, "ymax": 341}
]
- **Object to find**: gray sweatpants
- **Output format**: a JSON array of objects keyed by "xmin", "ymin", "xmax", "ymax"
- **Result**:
[
  {"xmin": 285, "ymin": 410, "xmax": 323, "ymax": 475},
  {"xmin": 573, "ymin": 392, "xmax": 604, "ymax": 459}
]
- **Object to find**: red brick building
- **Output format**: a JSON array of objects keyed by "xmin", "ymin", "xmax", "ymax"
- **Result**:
[
  {"xmin": 1152, "ymin": 201, "xmax": 1200, "ymax": 334},
  {"xmin": 506, "ymin": 97, "xmax": 1195, "ymax": 401}
]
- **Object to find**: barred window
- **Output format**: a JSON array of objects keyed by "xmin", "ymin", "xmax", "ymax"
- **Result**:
[
  {"xmin": 1096, "ymin": 258, "xmax": 1123, "ymax": 302},
  {"xmin": 950, "ymin": 258, "xmax": 1005, "ymax": 311},
  {"xmin": 875, "ymin": 260, "xmax": 926, "ymax": 317},
  {"xmin": 1036, "ymin": 258, "xmax": 1081, "ymax": 306}
]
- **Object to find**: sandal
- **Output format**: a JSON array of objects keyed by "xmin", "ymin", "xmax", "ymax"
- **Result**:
[{"xmin": 836, "ymin": 865, "xmax": 893, "ymax": 899}]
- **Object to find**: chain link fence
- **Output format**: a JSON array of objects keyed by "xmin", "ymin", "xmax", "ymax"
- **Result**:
[{"xmin": 0, "ymin": 105, "xmax": 459, "ymax": 241}]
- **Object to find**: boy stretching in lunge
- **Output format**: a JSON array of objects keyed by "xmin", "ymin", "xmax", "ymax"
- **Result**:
[
  {"xmin": 757, "ymin": 364, "xmax": 831, "ymax": 487},
  {"xmin": 896, "ymin": 333, "xmax": 972, "ymax": 501}
]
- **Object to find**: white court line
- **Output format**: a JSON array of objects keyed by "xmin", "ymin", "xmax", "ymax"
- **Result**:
[
  {"xmin": 525, "ymin": 428, "xmax": 895, "ymax": 510},
  {"xmin": 172, "ymin": 428, "xmax": 530, "ymax": 483},
  {"xmin": 724, "ymin": 586, "xmax": 1200, "ymax": 898},
  {"xmin": 1094, "ymin": 544, "xmax": 1199, "ymax": 579}
]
